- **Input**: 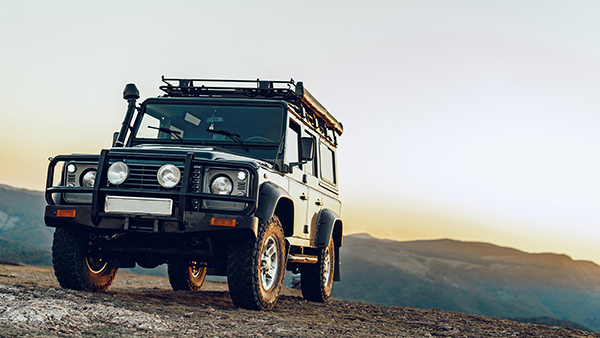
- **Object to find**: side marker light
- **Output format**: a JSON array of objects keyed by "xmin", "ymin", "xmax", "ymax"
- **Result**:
[
  {"xmin": 56, "ymin": 209, "xmax": 76, "ymax": 218},
  {"xmin": 211, "ymin": 217, "xmax": 236, "ymax": 227}
]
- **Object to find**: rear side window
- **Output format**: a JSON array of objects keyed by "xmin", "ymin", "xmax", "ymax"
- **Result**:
[{"xmin": 320, "ymin": 142, "xmax": 336, "ymax": 184}]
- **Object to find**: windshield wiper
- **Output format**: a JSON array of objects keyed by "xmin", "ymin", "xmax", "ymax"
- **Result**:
[
  {"xmin": 148, "ymin": 126, "xmax": 183, "ymax": 141},
  {"xmin": 206, "ymin": 128, "xmax": 249, "ymax": 152}
]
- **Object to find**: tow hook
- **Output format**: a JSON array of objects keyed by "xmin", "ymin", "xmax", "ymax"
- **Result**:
[{"xmin": 90, "ymin": 233, "xmax": 124, "ymax": 241}]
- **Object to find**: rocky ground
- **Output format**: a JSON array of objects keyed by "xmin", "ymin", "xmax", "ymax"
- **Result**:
[{"xmin": 0, "ymin": 263, "xmax": 597, "ymax": 338}]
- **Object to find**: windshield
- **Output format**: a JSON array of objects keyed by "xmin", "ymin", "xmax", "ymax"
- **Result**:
[{"xmin": 132, "ymin": 101, "xmax": 285, "ymax": 161}]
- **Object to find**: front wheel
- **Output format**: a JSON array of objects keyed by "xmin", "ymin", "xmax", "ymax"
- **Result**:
[
  {"xmin": 227, "ymin": 216, "xmax": 286, "ymax": 310},
  {"xmin": 52, "ymin": 227, "xmax": 118, "ymax": 292},
  {"xmin": 167, "ymin": 261, "xmax": 207, "ymax": 291},
  {"xmin": 301, "ymin": 237, "xmax": 335, "ymax": 302}
]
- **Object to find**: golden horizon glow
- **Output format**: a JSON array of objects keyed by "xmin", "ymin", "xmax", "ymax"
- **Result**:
[
  {"xmin": 342, "ymin": 199, "xmax": 600, "ymax": 265},
  {"xmin": 1, "ymin": 1, "xmax": 599, "ymax": 267}
]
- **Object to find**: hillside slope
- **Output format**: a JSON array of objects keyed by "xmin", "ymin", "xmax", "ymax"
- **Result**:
[
  {"xmin": 0, "ymin": 184, "xmax": 51, "ymax": 265},
  {"xmin": 0, "ymin": 264, "xmax": 598, "ymax": 338},
  {"xmin": 2, "ymin": 184, "xmax": 599, "ymax": 332},
  {"xmin": 333, "ymin": 234, "xmax": 600, "ymax": 332}
]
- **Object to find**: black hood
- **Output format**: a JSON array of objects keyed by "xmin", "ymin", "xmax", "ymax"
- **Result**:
[{"xmin": 109, "ymin": 145, "xmax": 271, "ymax": 168}]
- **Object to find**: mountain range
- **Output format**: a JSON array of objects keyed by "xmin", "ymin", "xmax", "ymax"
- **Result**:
[
  {"xmin": 0, "ymin": 184, "xmax": 52, "ymax": 266},
  {"xmin": 1, "ymin": 183, "xmax": 598, "ymax": 331},
  {"xmin": 333, "ymin": 233, "xmax": 600, "ymax": 331}
]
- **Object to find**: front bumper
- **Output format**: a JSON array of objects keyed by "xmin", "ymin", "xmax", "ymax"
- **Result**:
[
  {"xmin": 44, "ymin": 150, "xmax": 260, "ymax": 236},
  {"xmin": 45, "ymin": 205, "xmax": 259, "ymax": 235}
]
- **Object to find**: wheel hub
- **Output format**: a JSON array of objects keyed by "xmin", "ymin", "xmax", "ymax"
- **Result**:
[
  {"xmin": 190, "ymin": 261, "xmax": 201, "ymax": 278},
  {"xmin": 86, "ymin": 256, "xmax": 108, "ymax": 274},
  {"xmin": 260, "ymin": 236, "xmax": 278, "ymax": 290},
  {"xmin": 323, "ymin": 247, "xmax": 332, "ymax": 286}
]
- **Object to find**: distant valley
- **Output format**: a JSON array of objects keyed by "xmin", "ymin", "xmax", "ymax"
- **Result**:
[{"xmin": 1, "ymin": 183, "xmax": 599, "ymax": 331}]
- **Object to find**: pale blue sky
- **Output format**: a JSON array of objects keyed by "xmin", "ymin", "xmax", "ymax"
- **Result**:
[{"xmin": 1, "ymin": 1, "xmax": 599, "ymax": 263}]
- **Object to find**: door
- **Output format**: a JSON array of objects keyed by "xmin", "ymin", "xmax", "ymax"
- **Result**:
[
  {"xmin": 286, "ymin": 120, "xmax": 309, "ymax": 239},
  {"xmin": 302, "ymin": 130, "xmax": 322, "ymax": 242}
]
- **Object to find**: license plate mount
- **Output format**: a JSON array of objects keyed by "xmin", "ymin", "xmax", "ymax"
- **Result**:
[{"xmin": 104, "ymin": 195, "xmax": 173, "ymax": 216}]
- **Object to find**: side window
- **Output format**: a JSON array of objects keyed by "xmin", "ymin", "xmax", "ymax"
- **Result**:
[
  {"xmin": 286, "ymin": 120, "xmax": 300, "ymax": 163},
  {"xmin": 304, "ymin": 130, "xmax": 317, "ymax": 177},
  {"xmin": 319, "ymin": 142, "xmax": 336, "ymax": 184}
]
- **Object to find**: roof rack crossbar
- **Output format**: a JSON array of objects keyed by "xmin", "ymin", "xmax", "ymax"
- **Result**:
[
  {"xmin": 159, "ymin": 76, "xmax": 343, "ymax": 136},
  {"xmin": 161, "ymin": 76, "xmax": 295, "ymax": 86}
]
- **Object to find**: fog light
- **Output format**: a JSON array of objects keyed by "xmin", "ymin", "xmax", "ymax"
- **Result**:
[
  {"xmin": 107, "ymin": 162, "xmax": 129, "ymax": 185},
  {"xmin": 157, "ymin": 164, "xmax": 181, "ymax": 188}
]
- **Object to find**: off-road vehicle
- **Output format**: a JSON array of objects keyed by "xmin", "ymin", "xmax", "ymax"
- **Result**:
[{"xmin": 44, "ymin": 77, "xmax": 343, "ymax": 310}]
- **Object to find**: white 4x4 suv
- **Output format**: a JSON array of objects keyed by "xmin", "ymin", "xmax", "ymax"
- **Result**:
[{"xmin": 45, "ymin": 77, "xmax": 343, "ymax": 310}]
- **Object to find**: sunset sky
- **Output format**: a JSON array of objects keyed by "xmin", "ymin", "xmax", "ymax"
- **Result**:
[{"xmin": 1, "ymin": 1, "xmax": 599, "ymax": 263}]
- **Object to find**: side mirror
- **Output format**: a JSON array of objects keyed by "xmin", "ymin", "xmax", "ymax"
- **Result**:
[
  {"xmin": 112, "ymin": 132, "xmax": 119, "ymax": 147},
  {"xmin": 287, "ymin": 137, "xmax": 315, "ymax": 173},
  {"xmin": 299, "ymin": 137, "xmax": 315, "ymax": 161}
]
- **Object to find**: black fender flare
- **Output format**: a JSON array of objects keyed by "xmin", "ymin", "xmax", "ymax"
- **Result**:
[
  {"xmin": 255, "ymin": 182, "xmax": 294, "ymax": 237},
  {"xmin": 315, "ymin": 208, "xmax": 343, "ymax": 248},
  {"xmin": 314, "ymin": 208, "xmax": 343, "ymax": 281}
]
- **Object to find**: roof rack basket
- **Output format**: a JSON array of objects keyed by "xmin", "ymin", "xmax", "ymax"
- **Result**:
[{"xmin": 160, "ymin": 76, "xmax": 343, "ymax": 136}]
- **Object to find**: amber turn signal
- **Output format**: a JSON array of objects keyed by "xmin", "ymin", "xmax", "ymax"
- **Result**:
[
  {"xmin": 56, "ymin": 209, "xmax": 76, "ymax": 218},
  {"xmin": 210, "ymin": 217, "xmax": 236, "ymax": 227}
]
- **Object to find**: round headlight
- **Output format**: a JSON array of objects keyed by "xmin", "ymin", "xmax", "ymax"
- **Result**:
[
  {"xmin": 81, "ymin": 170, "xmax": 96, "ymax": 187},
  {"xmin": 107, "ymin": 162, "xmax": 129, "ymax": 185},
  {"xmin": 210, "ymin": 175, "xmax": 233, "ymax": 195},
  {"xmin": 237, "ymin": 171, "xmax": 247, "ymax": 181},
  {"xmin": 157, "ymin": 164, "xmax": 181, "ymax": 188}
]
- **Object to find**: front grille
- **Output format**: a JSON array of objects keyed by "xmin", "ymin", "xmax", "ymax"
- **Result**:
[
  {"xmin": 190, "ymin": 165, "xmax": 203, "ymax": 211},
  {"xmin": 190, "ymin": 165, "xmax": 203, "ymax": 193},
  {"xmin": 67, "ymin": 173, "xmax": 76, "ymax": 186},
  {"xmin": 119, "ymin": 163, "xmax": 185, "ymax": 191}
]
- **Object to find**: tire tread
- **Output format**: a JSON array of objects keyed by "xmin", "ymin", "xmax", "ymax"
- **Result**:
[
  {"xmin": 227, "ymin": 216, "xmax": 284, "ymax": 310},
  {"xmin": 52, "ymin": 228, "xmax": 116, "ymax": 292}
]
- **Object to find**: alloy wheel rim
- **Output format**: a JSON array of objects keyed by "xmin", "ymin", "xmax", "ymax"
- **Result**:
[
  {"xmin": 260, "ymin": 236, "xmax": 278, "ymax": 290},
  {"xmin": 86, "ymin": 256, "xmax": 108, "ymax": 274},
  {"xmin": 323, "ymin": 247, "xmax": 332, "ymax": 286},
  {"xmin": 190, "ymin": 261, "xmax": 201, "ymax": 278}
]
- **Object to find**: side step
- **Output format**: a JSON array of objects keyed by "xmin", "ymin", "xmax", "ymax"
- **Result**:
[{"xmin": 287, "ymin": 254, "xmax": 318, "ymax": 264}]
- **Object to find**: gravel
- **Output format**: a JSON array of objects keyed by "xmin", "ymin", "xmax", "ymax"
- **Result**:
[{"xmin": 0, "ymin": 264, "xmax": 597, "ymax": 338}]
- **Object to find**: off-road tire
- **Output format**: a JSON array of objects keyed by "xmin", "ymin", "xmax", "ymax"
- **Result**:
[
  {"xmin": 301, "ymin": 237, "xmax": 335, "ymax": 302},
  {"xmin": 227, "ymin": 215, "xmax": 286, "ymax": 310},
  {"xmin": 52, "ymin": 227, "xmax": 118, "ymax": 292},
  {"xmin": 167, "ymin": 261, "xmax": 207, "ymax": 291}
]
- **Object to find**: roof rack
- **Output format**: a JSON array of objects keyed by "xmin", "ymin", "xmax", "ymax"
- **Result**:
[{"xmin": 160, "ymin": 76, "xmax": 343, "ymax": 136}]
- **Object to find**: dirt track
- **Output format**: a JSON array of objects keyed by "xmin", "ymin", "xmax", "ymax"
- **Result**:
[{"xmin": 0, "ymin": 264, "xmax": 597, "ymax": 338}]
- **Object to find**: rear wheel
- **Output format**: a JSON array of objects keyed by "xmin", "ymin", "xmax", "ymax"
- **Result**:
[
  {"xmin": 301, "ymin": 237, "xmax": 335, "ymax": 302},
  {"xmin": 167, "ymin": 261, "xmax": 207, "ymax": 291},
  {"xmin": 227, "ymin": 216, "xmax": 286, "ymax": 310},
  {"xmin": 52, "ymin": 227, "xmax": 118, "ymax": 292}
]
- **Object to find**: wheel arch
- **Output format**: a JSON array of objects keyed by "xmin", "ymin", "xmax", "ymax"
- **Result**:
[
  {"xmin": 315, "ymin": 209, "xmax": 342, "ymax": 248},
  {"xmin": 315, "ymin": 209, "xmax": 343, "ymax": 282},
  {"xmin": 332, "ymin": 219, "xmax": 343, "ymax": 248},
  {"xmin": 255, "ymin": 182, "xmax": 295, "ymax": 237}
]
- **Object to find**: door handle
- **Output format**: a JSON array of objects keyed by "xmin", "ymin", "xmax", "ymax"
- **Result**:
[
  {"xmin": 300, "ymin": 193, "xmax": 307, "ymax": 201},
  {"xmin": 315, "ymin": 200, "xmax": 323, "ymax": 206}
]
